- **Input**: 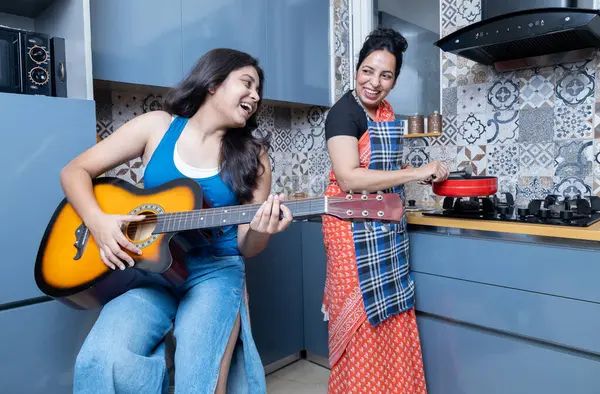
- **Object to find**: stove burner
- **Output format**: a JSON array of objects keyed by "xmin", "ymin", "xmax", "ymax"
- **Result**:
[
  {"xmin": 422, "ymin": 193, "xmax": 600, "ymax": 227},
  {"xmin": 517, "ymin": 207, "xmax": 528, "ymax": 218}
]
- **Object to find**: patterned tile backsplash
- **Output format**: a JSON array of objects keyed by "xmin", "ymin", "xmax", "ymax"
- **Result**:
[
  {"xmin": 333, "ymin": 0, "xmax": 351, "ymax": 99},
  {"xmin": 95, "ymin": 90, "xmax": 331, "ymax": 197},
  {"xmin": 95, "ymin": 0, "xmax": 351, "ymax": 199},
  {"xmin": 405, "ymin": 0, "xmax": 600, "ymax": 206}
]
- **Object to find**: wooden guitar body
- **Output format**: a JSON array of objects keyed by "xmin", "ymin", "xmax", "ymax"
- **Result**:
[{"xmin": 34, "ymin": 177, "xmax": 206, "ymax": 310}]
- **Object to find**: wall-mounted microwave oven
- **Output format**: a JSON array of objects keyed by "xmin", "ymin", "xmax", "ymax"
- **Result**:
[{"xmin": 0, "ymin": 26, "xmax": 67, "ymax": 97}]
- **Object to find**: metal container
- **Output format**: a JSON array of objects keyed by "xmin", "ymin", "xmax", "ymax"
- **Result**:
[
  {"xmin": 427, "ymin": 111, "xmax": 442, "ymax": 134},
  {"xmin": 407, "ymin": 114, "xmax": 425, "ymax": 134}
]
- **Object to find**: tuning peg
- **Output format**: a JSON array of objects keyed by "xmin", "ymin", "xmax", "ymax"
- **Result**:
[
  {"xmin": 381, "ymin": 223, "xmax": 390, "ymax": 232},
  {"xmin": 365, "ymin": 221, "xmax": 373, "ymax": 232}
]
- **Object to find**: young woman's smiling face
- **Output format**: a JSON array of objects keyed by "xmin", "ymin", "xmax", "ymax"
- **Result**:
[
  {"xmin": 355, "ymin": 49, "xmax": 397, "ymax": 109},
  {"xmin": 211, "ymin": 65, "xmax": 261, "ymax": 128}
]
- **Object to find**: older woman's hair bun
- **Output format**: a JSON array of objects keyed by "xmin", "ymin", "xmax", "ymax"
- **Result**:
[
  {"xmin": 356, "ymin": 28, "xmax": 409, "ymax": 80},
  {"xmin": 368, "ymin": 28, "xmax": 408, "ymax": 53}
]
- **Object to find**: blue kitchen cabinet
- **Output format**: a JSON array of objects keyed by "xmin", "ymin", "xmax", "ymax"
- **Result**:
[
  {"xmin": 408, "ymin": 230, "xmax": 600, "ymax": 393},
  {"xmin": 245, "ymin": 222, "xmax": 304, "ymax": 366},
  {"xmin": 245, "ymin": 220, "xmax": 329, "ymax": 368},
  {"xmin": 301, "ymin": 221, "xmax": 329, "ymax": 360},
  {"xmin": 0, "ymin": 301, "xmax": 99, "ymax": 394},
  {"xmin": 265, "ymin": 0, "xmax": 330, "ymax": 106},
  {"xmin": 0, "ymin": 93, "xmax": 96, "ymax": 305},
  {"xmin": 181, "ymin": 0, "xmax": 267, "ymax": 77},
  {"xmin": 417, "ymin": 314, "xmax": 600, "ymax": 394},
  {"xmin": 90, "ymin": 0, "xmax": 183, "ymax": 87},
  {"xmin": 89, "ymin": 0, "xmax": 330, "ymax": 105}
]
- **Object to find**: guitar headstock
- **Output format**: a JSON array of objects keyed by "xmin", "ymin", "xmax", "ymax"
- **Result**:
[{"xmin": 327, "ymin": 192, "xmax": 404, "ymax": 222}]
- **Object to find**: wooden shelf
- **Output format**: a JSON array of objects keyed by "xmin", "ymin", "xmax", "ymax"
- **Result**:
[{"xmin": 403, "ymin": 132, "xmax": 441, "ymax": 138}]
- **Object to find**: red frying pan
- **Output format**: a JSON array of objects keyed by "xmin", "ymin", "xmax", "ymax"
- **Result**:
[{"xmin": 430, "ymin": 169, "xmax": 498, "ymax": 197}]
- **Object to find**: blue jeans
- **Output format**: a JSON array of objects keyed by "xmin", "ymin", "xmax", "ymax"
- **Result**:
[{"xmin": 73, "ymin": 253, "xmax": 266, "ymax": 394}]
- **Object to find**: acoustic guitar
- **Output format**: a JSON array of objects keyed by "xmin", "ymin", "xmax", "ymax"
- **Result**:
[{"xmin": 34, "ymin": 177, "xmax": 404, "ymax": 310}]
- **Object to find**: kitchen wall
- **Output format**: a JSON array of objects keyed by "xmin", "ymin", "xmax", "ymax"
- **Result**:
[
  {"xmin": 95, "ymin": 0, "xmax": 350, "ymax": 196},
  {"xmin": 404, "ymin": 0, "xmax": 600, "ymax": 206},
  {"xmin": 95, "ymin": 90, "xmax": 332, "ymax": 196}
]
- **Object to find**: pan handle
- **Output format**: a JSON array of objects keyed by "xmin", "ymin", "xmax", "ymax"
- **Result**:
[{"xmin": 432, "ymin": 169, "xmax": 472, "ymax": 180}]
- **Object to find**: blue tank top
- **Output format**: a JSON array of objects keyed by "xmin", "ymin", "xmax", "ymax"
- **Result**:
[{"xmin": 144, "ymin": 116, "xmax": 240, "ymax": 256}]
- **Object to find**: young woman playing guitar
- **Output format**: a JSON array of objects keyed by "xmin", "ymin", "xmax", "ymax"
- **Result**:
[{"xmin": 61, "ymin": 48, "xmax": 292, "ymax": 394}]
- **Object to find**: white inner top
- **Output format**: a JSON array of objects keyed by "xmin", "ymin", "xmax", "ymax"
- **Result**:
[{"xmin": 172, "ymin": 116, "xmax": 220, "ymax": 179}]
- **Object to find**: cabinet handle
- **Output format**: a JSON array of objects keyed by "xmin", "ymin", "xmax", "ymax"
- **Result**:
[{"xmin": 59, "ymin": 62, "xmax": 66, "ymax": 81}]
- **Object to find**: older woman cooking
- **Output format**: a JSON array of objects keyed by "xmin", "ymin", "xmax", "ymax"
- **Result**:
[{"xmin": 320, "ymin": 28, "xmax": 449, "ymax": 393}]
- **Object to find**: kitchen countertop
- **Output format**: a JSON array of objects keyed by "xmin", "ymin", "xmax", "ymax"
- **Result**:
[
  {"xmin": 301, "ymin": 208, "xmax": 600, "ymax": 242},
  {"xmin": 290, "ymin": 196, "xmax": 600, "ymax": 246},
  {"xmin": 406, "ymin": 211, "xmax": 600, "ymax": 243}
]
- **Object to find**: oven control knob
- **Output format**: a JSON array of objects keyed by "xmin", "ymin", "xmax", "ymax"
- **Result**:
[
  {"xmin": 29, "ymin": 45, "xmax": 47, "ymax": 63},
  {"xmin": 560, "ymin": 210, "xmax": 574, "ymax": 220},
  {"xmin": 29, "ymin": 67, "xmax": 48, "ymax": 85},
  {"xmin": 517, "ymin": 208, "xmax": 528, "ymax": 218}
]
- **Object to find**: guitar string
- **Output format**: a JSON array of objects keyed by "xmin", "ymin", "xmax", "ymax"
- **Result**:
[
  {"xmin": 124, "ymin": 198, "xmax": 335, "ymax": 229},
  {"xmin": 125, "ymin": 196, "xmax": 391, "ymax": 223},
  {"xmin": 124, "ymin": 196, "xmax": 358, "ymax": 222},
  {"xmin": 122, "ymin": 196, "xmax": 396, "ymax": 231}
]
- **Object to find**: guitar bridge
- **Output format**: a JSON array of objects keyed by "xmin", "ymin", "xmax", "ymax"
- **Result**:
[{"xmin": 73, "ymin": 222, "xmax": 90, "ymax": 260}]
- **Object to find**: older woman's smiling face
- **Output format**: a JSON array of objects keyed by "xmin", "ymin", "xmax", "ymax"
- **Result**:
[{"xmin": 355, "ymin": 49, "xmax": 396, "ymax": 109}]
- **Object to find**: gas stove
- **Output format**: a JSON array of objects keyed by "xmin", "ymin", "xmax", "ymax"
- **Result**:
[{"xmin": 420, "ymin": 193, "xmax": 600, "ymax": 227}]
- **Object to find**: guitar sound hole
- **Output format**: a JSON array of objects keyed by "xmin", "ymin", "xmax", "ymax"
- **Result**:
[{"xmin": 125, "ymin": 211, "xmax": 157, "ymax": 243}]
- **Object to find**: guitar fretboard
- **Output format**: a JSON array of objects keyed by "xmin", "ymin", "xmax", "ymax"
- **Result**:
[{"xmin": 153, "ymin": 197, "xmax": 327, "ymax": 233}]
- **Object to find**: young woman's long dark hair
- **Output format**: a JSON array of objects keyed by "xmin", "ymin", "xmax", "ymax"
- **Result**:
[{"xmin": 163, "ymin": 48, "xmax": 270, "ymax": 204}]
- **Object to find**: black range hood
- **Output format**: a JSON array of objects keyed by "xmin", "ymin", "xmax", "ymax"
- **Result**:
[{"xmin": 435, "ymin": 0, "xmax": 600, "ymax": 71}]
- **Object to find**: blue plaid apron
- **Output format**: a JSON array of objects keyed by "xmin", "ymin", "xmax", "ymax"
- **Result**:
[{"xmin": 352, "ymin": 119, "xmax": 415, "ymax": 326}]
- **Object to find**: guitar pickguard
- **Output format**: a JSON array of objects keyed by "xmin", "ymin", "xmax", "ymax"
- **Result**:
[{"xmin": 73, "ymin": 222, "xmax": 90, "ymax": 260}]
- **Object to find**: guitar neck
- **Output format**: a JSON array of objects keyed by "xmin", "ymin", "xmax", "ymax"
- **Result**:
[{"xmin": 154, "ymin": 197, "xmax": 327, "ymax": 233}]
